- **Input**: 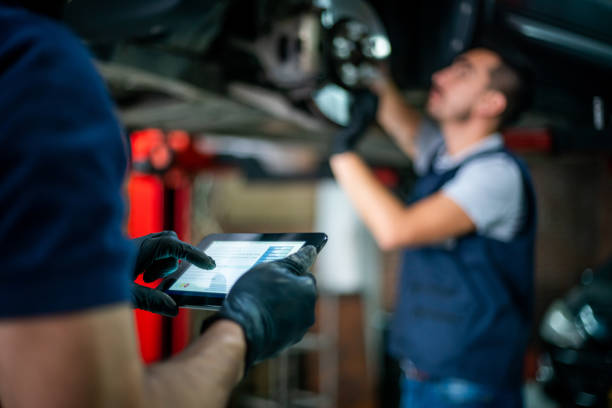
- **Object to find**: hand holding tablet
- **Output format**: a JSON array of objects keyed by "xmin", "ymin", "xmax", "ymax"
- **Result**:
[
  {"xmin": 158, "ymin": 233, "xmax": 328, "ymax": 310},
  {"xmin": 201, "ymin": 245, "xmax": 319, "ymax": 371},
  {"xmin": 133, "ymin": 231, "xmax": 216, "ymax": 282},
  {"xmin": 131, "ymin": 231, "xmax": 217, "ymax": 317},
  {"xmin": 155, "ymin": 232, "xmax": 327, "ymax": 372}
]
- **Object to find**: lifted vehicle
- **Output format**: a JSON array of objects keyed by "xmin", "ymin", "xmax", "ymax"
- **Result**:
[{"xmin": 63, "ymin": 0, "xmax": 612, "ymax": 175}]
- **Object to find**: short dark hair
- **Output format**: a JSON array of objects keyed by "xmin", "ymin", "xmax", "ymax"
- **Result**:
[{"xmin": 482, "ymin": 45, "xmax": 534, "ymax": 128}]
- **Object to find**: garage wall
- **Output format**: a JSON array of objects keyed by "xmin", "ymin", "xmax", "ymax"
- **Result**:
[{"xmin": 526, "ymin": 153, "xmax": 612, "ymax": 338}]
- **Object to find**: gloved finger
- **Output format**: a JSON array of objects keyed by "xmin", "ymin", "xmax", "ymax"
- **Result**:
[
  {"xmin": 133, "ymin": 231, "xmax": 180, "ymax": 276},
  {"xmin": 131, "ymin": 284, "xmax": 178, "ymax": 317},
  {"xmin": 135, "ymin": 231, "xmax": 177, "ymax": 251},
  {"xmin": 161, "ymin": 238, "xmax": 216, "ymax": 270},
  {"xmin": 142, "ymin": 257, "xmax": 180, "ymax": 283},
  {"xmin": 302, "ymin": 271, "xmax": 318, "ymax": 287},
  {"xmin": 293, "ymin": 272, "xmax": 318, "ymax": 294},
  {"xmin": 277, "ymin": 246, "xmax": 317, "ymax": 276}
]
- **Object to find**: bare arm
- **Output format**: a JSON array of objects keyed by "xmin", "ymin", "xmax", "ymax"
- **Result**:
[
  {"xmin": 372, "ymin": 77, "xmax": 423, "ymax": 159},
  {"xmin": 330, "ymin": 152, "xmax": 475, "ymax": 250},
  {"xmin": 0, "ymin": 304, "xmax": 245, "ymax": 408},
  {"xmin": 145, "ymin": 320, "xmax": 245, "ymax": 408}
]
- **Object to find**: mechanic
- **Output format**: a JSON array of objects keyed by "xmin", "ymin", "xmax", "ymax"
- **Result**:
[
  {"xmin": 330, "ymin": 47, "xmax": 536, "ymax": 407},
  {"xmin": 0, "ymin": 2, "xmax": 318, "ymax": 407}
]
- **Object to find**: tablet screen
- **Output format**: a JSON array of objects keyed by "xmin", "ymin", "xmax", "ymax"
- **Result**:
[{"xmin": 168, "ymin": 240, "xmax": 306, "ymax": 296}]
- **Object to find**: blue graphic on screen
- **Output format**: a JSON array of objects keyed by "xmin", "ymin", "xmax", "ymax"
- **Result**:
[
  {"xmin": 254, "ymin": 246, "xmax": 296, "ymax": 265},
  {"xmin": 169, "ymin": 241, "xmax": 305, "ymax": 294}
]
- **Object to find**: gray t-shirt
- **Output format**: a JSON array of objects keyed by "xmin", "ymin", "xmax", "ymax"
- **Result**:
[{"xmin": 414, "ymin": 120, "xmax": 525, "ymax": 242}]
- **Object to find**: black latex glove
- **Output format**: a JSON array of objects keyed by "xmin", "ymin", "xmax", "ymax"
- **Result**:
[
  {"xmin": 130, "ymin": 283, "xmax": 179, "ymax": 317},
  {"xmin": 331, "ymin": 90, "xmax": 379, "ymax": 155},
  {"xmin": 131, "ymin": 231, "xmax": 216, "ymax": 317},
  {"xmin": 201, "ymin": 245, "xmax": 318, "ymax": 372}
]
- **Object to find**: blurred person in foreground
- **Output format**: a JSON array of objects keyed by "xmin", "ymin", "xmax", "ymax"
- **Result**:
[
  {"xmin": 0, "ymin": 2, "xmax": 318, "ymax": 407},
  {"xmin": 329, "ymin": 46, "xmax": 536, "ymax": 407}
]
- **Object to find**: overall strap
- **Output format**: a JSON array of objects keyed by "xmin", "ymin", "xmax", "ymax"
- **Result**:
[{"xmin": 425, "ymin": 137, "xmax": 506, "ymax": 177}]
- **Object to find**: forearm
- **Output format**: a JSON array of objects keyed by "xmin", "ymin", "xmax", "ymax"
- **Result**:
[
  {"xmin": 144, "ymin": 320, "xmax": 246, "ymax": 408},
  {"xmin": 373, "ymin": 78, "xmax": 421, "ymax": 158},
  {"xmin": 330, "ymin": 153, "xmax": 477, "ymax": 249},
  {"xmin": 330, "ymin": 152, "xmax": 407, "ymax": 250}
]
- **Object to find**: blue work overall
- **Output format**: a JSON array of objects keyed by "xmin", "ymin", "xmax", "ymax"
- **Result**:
[{"xmin": 389, "ymin": 147, "xmax": 536, "ymax": 406}]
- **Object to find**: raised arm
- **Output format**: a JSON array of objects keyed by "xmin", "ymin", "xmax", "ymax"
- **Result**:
[
  {"xmin": 330, "ymin": 153, "xmax": 475, "ymax": 250},
  {"xmin": 371, "ymin": 76, "xmax": 423, "ymax": 159}
]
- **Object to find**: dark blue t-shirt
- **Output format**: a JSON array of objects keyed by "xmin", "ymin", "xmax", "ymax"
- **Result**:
[{"xmin": 0, "ymin": 4, "xmax": 134, "ymax": 317}]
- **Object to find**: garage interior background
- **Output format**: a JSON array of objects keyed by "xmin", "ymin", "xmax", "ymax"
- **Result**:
[{"xmin": 61, "ymin": 0, "xmax": 612, "ymax": 406}]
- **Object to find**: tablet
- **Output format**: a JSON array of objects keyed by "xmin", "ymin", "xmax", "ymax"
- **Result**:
[{"xmin": 158, "ymin": 233, "xmax": 328, "ymax": 310}]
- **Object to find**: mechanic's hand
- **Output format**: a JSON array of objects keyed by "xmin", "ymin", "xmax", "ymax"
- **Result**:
[
  {"xmin": 130, "ymin": 283, "xmax": 179, "ymax": 317},
  {"xmin": 364, "ymin": 62, "xmax": 391, "ymax": 94},
  {"xmin": 331, "ymin": 90, "xmax": 379, "ymax": 154},
  {"xmin": 133, "ymin": 230, "xmax": 215, "ymax": 282},
  {"xmin": 201, "ymin": 245, "xmax": 318, "ymax": 372},
  {"xmin": 131, "ymin": 231, "xmax": 216, "ymax": 317}
]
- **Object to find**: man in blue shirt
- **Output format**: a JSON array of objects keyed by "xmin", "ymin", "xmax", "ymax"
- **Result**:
[
  {"xmin": 0, "ymin": 2, "xmax": 318, "ymax": 407},
  {"xmin": 330, "ymin": 48, "xmax": 536, "ymax": 407}
]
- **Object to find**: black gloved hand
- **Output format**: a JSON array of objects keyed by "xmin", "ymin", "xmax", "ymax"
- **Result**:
[
  {"xmin": 331, "ymin": 90, "xmax": 379, "ymax": 155},
  {"xmin": 201, "ymin": 245, "xmax": 318, "ymax": 372},
  {"xmin": 131, "ymin": 231, "xmax": 216, "ymax": 317},
  {"xmin": 130, "ymin": 283, "xmax": 180, "ymax": 317}
]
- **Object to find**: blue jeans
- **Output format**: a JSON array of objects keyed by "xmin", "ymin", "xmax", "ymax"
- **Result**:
[{"xmin": 399, "ymin": 376, "xmax": 524, "ymax": 408}]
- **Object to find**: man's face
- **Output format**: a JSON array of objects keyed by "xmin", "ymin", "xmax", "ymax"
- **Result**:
[{"xmin": 426, "ymin": 49, "xmax": 501, "ymax": 123}]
